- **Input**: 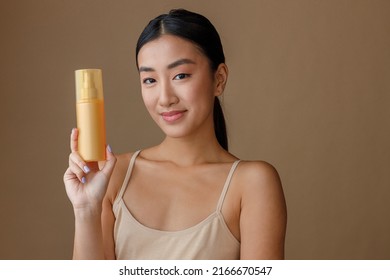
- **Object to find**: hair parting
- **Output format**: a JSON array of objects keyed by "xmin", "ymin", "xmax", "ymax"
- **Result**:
[{"xmin": 136, "ymin": 9, "xmax": 229, "ymax": 150}]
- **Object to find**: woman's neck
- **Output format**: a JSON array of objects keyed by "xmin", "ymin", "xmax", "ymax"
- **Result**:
[{"xmin": 153, "ymin": 134, "xmax": 228, "ymax": 167}]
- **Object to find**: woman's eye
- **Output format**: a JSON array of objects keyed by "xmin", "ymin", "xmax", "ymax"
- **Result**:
[
  {"xmin": 143, "ymin": 78, "xmax": 156, "ymax": 84},
  {"xmin": 173, "ymin": 73, "xmax": 190, "ymax": 80}
]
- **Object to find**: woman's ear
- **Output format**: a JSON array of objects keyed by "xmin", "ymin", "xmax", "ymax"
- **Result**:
[{"xmin": 214, "ymin": 63, "xmax": 228, "ymax": 97}]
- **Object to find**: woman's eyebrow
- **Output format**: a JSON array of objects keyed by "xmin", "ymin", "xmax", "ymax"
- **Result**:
[
  {"xmin": 139, "ymin": 66, "xmax": 154, "ymax": 73},
  {"xmin": 167, "ymin": 58, "xmax": 196, "ymax": 69},
  {"xmin": 139, "ymin": 58, "xmax": 196, "ymax": 73}
]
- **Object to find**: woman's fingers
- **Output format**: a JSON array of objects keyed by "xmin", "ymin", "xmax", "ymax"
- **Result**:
[
  {"xmin": 101, "ymin": 145, "xmax": 117, "ymax": 178},
  {"xmin": 70, "ymin": 128, "xmax": 79, "ymax": 153},
  {"xmin": 70, "ymin": 128, "xmax": 100, "ymax": 171},
  {"xmin": 69, "ymin": 152, "xmax": 90, "ymax": 183},
  {"xmin": 63, "ymin": 166, "xmax": 77, "ymax": 183},
  {"xmin": 68, "ymin": 128, "xmax": 115, "ymax": 184},
  {"xmin": 69, "ymin": 127, "xmax": 96, "ymax": 182},
  {"xmin": 69, "ymin": 159, "xmax": 87, "ymax": 183}
]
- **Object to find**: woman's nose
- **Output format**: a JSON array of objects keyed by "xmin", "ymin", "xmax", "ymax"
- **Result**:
[{"xmin": 159, "ymin": 82, "xmax": 179, "ymax": 107}]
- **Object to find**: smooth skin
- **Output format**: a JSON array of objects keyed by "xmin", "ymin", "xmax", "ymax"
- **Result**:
[{"xmin": 64, "ymin": 35, "xmax": 287, "ymax": 260}]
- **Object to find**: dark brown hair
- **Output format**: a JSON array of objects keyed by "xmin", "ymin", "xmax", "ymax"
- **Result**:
[{"xmin": 136, "ymin": 9, "xmax": 228, "ymax": 150}]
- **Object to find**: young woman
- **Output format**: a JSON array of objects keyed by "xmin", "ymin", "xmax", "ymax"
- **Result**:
[{"xmin": 64, "ymin": 9, "xmax": 287, "ymax": 260}]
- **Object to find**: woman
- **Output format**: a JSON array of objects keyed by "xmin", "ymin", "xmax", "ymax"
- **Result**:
[{"xmin": 64, "ymin": 9, "xmax": 287, "ymax": 260}]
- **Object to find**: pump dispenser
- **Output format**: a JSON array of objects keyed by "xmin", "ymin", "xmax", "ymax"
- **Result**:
[{"xmin": 75, "ymin": 69, "xmax": 106, "ymax": 162}]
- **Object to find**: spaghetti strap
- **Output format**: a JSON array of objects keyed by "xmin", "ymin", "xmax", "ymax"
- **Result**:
[
  {"xmin": 116, "ymin": 150, "xmax": 141, "ymax": 200},
  {"xmin": 216, "ymin": 160, "xmax": 241, "ymax": 213}
]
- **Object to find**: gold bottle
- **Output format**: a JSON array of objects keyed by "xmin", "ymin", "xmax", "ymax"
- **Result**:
[{"xmin": 75, "ymin": 69, "xmax": 106, "ymax": 162}]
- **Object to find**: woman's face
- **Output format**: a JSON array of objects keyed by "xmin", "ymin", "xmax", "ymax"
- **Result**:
[{"xmin": 137, "ymin": 35, "xmax": 223, "ymax": 140}]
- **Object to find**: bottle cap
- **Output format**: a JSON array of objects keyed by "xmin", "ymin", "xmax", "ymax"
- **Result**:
[{"xmin": 75, "ymin": 69, "xmax": 104, "ymax": 102}]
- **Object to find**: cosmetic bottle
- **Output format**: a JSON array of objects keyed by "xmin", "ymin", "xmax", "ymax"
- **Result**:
[{"xmin": 75, "ymin": 69, "xmax": 106, "ymax": 162}]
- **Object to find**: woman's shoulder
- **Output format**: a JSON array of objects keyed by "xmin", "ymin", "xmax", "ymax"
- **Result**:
[
  {"xmin": 235, "ymin": 159, "xmax": 286, "ymax": 222},
  {"xmin": 234, "ymin": 160, "xmax": 287, "ymax": 259},
  {"xmin": 112, "ymin": 151, "xmax": 139, "ymax": 174},
  {"xmin": 237, "ymin": 160, "xmax": 280, "ymax": 181},
  {"xmin": 105, "ymin": 151, "xmax": 138, "ymax": 204},
  {"xmin": 234, "ymin": 159, "xmax": 283, "ymax": 198}
]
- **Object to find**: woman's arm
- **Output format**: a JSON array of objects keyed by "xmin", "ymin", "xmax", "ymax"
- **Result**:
[
  {"xmin": 73, "ymin": 205, "xmax": 105, "ymax": 259},
  {"xmin": 63, "ymin": 128, "xmax": 117, "ymax": 259},
  {"xmin": 100, "ymin": 153, "xmax": 132, "ymax": 259},
  {"xmin": 239, "ymin": 161, "xmax": 287, "ymax": 260},
  {"xmin": 101, "ymin": 195, "xmax": 117, "ymax": 259}
]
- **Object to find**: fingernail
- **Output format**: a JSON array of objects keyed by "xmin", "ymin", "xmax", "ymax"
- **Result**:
[
  {"xmin": 107, "ymin": 144, "xmax": 112, "ymax": 153},
  {"xmin": 81, "ymin": 177, "xmax": 86, "ymax": 184},
  {"xmin": 83, "ymin": 166, "xmax": 90, "ymax": 173}
]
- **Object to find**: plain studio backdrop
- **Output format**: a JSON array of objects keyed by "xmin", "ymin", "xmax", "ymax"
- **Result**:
[{"xmin": 0, "ymin": 0, "xmax": 389, "ymax": 259}]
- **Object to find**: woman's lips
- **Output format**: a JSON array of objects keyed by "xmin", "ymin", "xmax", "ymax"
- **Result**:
[{"xmin": 161, "ymin": 110, "xmax": 186, "ymax": 122}]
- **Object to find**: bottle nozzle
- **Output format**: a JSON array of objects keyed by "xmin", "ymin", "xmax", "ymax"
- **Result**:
[
  {"xmin": 83, "ymin": 71, "xmax": 93, "ymax": 88},
  {"xmin": 75, "ymin": 69, "xmax": 104, "ymax": 102}
]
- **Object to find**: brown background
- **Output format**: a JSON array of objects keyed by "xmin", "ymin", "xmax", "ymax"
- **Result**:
[{"xmin": 0, "ymin": 0, "xmax": 389, "ymax": 259}]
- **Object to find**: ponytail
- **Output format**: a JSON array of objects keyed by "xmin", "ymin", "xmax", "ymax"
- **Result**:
[{"xmin": 213, "ymin": 97, "xmax": 228, "ymax": 151}]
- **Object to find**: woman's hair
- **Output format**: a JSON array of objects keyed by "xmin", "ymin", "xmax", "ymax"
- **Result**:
[{"xmin": 136, "ymin": 9, "xmax": 228, "ymax": 151}]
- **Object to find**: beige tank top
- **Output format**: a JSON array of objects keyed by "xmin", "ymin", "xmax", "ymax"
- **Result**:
[{"xmin": 113, "ymin": 151, "xmax": 241, "ymax": 259}]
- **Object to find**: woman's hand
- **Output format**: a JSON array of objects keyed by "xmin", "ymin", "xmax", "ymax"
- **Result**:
[{"xmin": 63, "ymin": 128, "xmax": 117, "ymax": 211}]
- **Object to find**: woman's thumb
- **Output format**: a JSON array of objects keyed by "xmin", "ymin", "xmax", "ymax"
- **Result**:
[{"xmin": 101, "ymin": 145, "xmax": 117, "ymax": 177}]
